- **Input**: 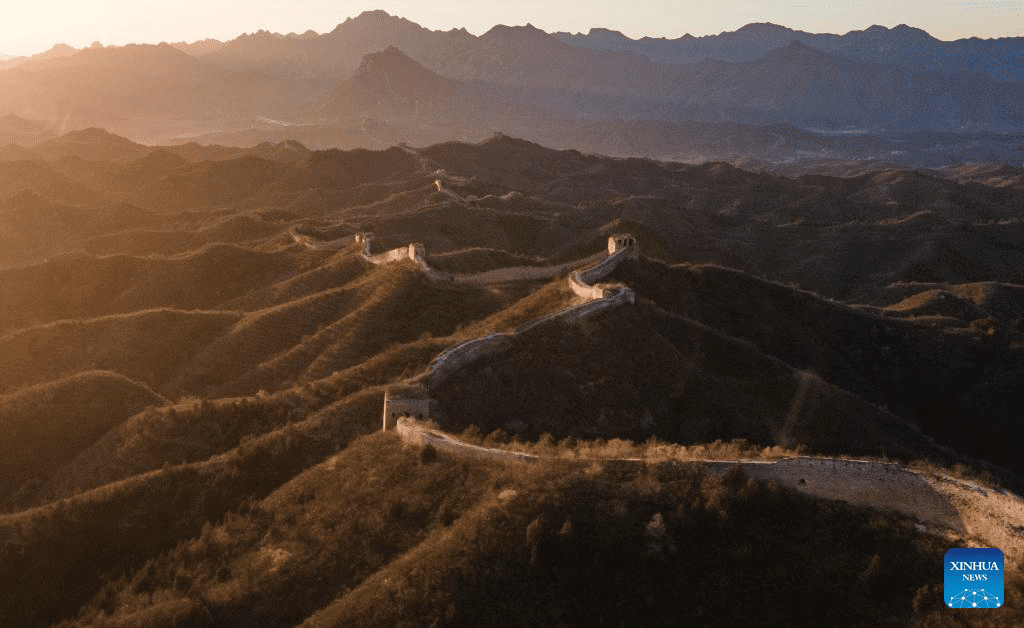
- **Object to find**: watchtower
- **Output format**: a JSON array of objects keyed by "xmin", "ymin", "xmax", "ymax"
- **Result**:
[
  {"xmin": 382, "ymin": 385, "xmax": 430, "ymax": 431},
  {"xmin": 607, "ymin": 233, "xmax": 639, "ymax": 257}
]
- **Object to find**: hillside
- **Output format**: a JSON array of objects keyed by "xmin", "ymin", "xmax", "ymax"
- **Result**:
[
  {"xmin": 0, "ymin": 371, "xmax": 165, "ymax": 509},
  {"xmin": 433, "ymin": 258, "xmax": 1024, "ymax": 480},
  {"xmin": 0, "ymin": 131, "xmax": 1022, "ymax": 626}
]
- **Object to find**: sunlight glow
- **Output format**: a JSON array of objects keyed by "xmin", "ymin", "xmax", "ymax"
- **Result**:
[{"xmin": 0, "ymin": 0, "xmax": 1020, "ymax": 57}]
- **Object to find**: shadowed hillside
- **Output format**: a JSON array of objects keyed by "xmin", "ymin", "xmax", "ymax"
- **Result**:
[
  {"xmin": 0, "ymin": 371, "xmax": 165, "ymax": 509},
  {"xmin": 0, "ymin": 130, "xmax": 1021, "ymax": 626},
  {"xmin": 433, "ymin": 297, "xmax": 970, "ymax": 471},
  {"xmin": 0, "ymin": 244, "xmax": 306, "ymax": 332},
  {"xmin": 0, "ymin": 308, "xmax": 242, "ymax": 395},
  {"xmin": 606, "ymin": 258, "xmax": 1024, "ymax": 475},
  {"xmin": 41, "ymin": 434, "xmax": 1024, "ymax": 628}
]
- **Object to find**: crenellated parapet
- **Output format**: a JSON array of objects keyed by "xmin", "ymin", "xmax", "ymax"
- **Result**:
[
  {"xmin": 380, "ymin": 234, "xmax": 639, "ymax": 432},
  {"xmin": 568, "ymin": 235, "xmax": 638, "ymax": 302},
  {"xmin": 382, "ymin": 385, "xmax": 430, "ymax": 431},
  {"xmin": 607, "ymin": 234, "xmax": 640, "ymax": 257}
]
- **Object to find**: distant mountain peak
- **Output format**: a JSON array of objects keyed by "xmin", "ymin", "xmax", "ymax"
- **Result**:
[
  {"xmin": 372, "ymin": 45, "xmax": 412, "ymax": 58},
  {"xmin": 757, "ymin": 39, "xmax": 836, "ymax": 66},
  {"xmin": 892, "ymin": 24, "xmax": 937, "ymax": 39},
  {"xmin": 481, "ymin": 133, "xmax": 539, "ymax": 150},
  {"xmin": 339, "ymin": 44, "xmax": 453, "ymax": 113},
  {"xmin": 11, "ymin": 42, "xmax": 81, "ymax": 64},
  {"xmin": 735, "ymin": 22, "xmax": 791, "ymax": 34},
  {"xmin": 356, "ymin": 46, "xmax": 421, "ymax": 74},
  {"xmin": 481, "ymin": 22, "xmax": 561, "ymax": 49},
  {"xmin": 777, "ymin": 39, "xmax": 822, "ymax": 55},
  {"xmin": 338, "ymin": 10, "xmax": 408, "ymax": 28},
  {"xmin": 354, "ymin": 9, "xmax": 394, "ymax": 19},
  {"xmin": 587, "ymin": 27, "xmax": 630, "ymax": 40},
  {"xmin": 857, "ymin": 23, "xmax": 937, "ymax": 42},
  {"xmin": 483, "ymin": 23, "xmax": 549, "ymax": 38},
  {"xmin": 238, "ymin": 29, "xmax": 283, "ymax": 40},
  {"xmin": 330, "ymin": 10, "xmax": 423, "ymax": 36},
  {"xmin": 54, "ymin": 127, "xmax": 140, "ymax": 147}
]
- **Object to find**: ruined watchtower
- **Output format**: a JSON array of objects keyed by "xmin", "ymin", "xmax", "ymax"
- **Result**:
[
  {"xmin": 607, "ymin": 234, "xmax": 639, "ymax": 258},
  {"xmin": 382, "ymin": 385, "xmax": 430, "ymax": 431}
]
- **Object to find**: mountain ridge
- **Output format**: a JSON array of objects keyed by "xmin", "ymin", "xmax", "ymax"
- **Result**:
[
  {"xmin": 4, "ymin": 12, "xmax": 1024, "ymax": 154},
  {"xmin": 1, "ymin": 128, "xmax": 1023, "ymax": 625}
]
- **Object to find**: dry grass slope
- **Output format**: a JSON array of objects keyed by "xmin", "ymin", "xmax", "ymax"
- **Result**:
[
  {"xmin": 0, "ymin": 308, "xmax": 242, "ymax": 396},
  {"xmin": 0, "ymin": 371, "xmax": 165, "ymax": 509},
  {"xmin": 0, "ymin": 244, "xmax": 305, "ymax": 332}
]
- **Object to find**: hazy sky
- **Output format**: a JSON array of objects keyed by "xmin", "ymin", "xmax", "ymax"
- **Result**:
[{"xmin": 2, "ymin": 0, "xmax": 1022, "ymax": 57}]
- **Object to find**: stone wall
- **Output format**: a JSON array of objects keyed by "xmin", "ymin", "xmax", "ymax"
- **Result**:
[
  {"xmin": 367, "ymin": 234, "xmax": 638, "ymax": 429},
  {"xmin": 416, "ymin": 333, "xmax": 514, "ymax": 389},
  {"xmin": 608, "ymin": 234, "xmax": 640, "ymax": 256},
  {"xmin": 362, "ymin": 225, "xmax": 1022, "ymax": 553},
  {"xmin": 364, "ymin": 246, "xmax": 412, "ymax": 265},
  {"xmin": 382, "ymin": 389, "xmax": 431, "ymax": 431},
  {"xmin": 395, "ymin": 418, "xmax": 979, "ymax": 535},
  {"xmin": 704, "ymin": 457, "xmax": 963, "ymax": 531},
  {"xmin": 356, "ymin": 233, "xmax": 421, "ymax": 266},
  {"xmin": 396, "ymin": 418, "xmax": 536, "ymax": 463},
  {"xmin": 356, "ymin": 233, "xmax": 635, "ymax": 292},
  {"xmin": 408, "ymin": 243, "xmax": 431, "ymax": 273},
  {"xmin": 413, "ymin": 284, "xmax": 637, "ymax": 391},
  {"xmin": 569, "ymin": 247, "xmax": 633, "ymax": 300},
  {"xmin": 446, "ymin": 251, "xmax": 606, "ymax": 287}
]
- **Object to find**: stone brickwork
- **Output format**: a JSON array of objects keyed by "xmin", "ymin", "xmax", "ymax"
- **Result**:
[
  {"xmin": 382, "ymin": 386, "xmax": 430, "ymax": 431},
  {"xmin": 608, "ymin": 234, "xmax": 640, "ymax": 256},
  {"xmin": 358, "ymin": 227, "xmax": 1023, "ymax": 559},
  {"xmin": 704, "ymin": 457, "xmax": 963, "ymax": 531},
  {"xmin": 355, "ymin": 232, "xmax": 638, "ymax": 294},
  {"xmin": 396, "ymin": 418, "xmax": 536, "ymax": 463},
  {"xmin": 359, "ymin": 234, "xmax": 639, "ymax": 409},
  {"xmin": 446, "ymin": 251, "xmax": 606, "ymax": 287},
  {"xmin": 417, "ymin": 333, "xmax": 513, "ymax": 389},
  {"xmin": 392, "ymin": 420, "xmax": 1024, "ymax": 549},
  {"xmin": 569, "ymin": 246, "xmax": 636, "ymax": 300}
]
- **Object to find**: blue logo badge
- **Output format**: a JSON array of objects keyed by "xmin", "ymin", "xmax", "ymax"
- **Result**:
[{"xmin": 945, "ymin": 548, "xmax": 1004, "ymax": 609}]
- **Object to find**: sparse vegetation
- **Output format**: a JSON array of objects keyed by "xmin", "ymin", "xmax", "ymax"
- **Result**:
[
  {"xmin": 1, "ymin": 129, "xmax": 1022, "ymax": 626},
  {"xmin": 450, "ymin": 423, "xmax": 807, "ymax": 462}
]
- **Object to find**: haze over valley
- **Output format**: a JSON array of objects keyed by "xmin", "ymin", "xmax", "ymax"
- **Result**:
[
  {"xmin": 4, "ymin": 10, "xmax": 1024, "ymax": 169},
  {"xmin": 1, "ymin": 7, "xmax": 1023, "ymax": 627}
]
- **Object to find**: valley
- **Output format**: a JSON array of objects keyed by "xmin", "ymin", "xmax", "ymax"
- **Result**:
[
  {"xmin": 1, "ymin": 10, "xmax": 1023, "ymax": 625},
  {"xmin": 1, "ymin": 129, "xmax": 1022, "ymax": 625}
]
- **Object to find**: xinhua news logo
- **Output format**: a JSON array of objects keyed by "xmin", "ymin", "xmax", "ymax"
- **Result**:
[{"xmin": 945, "ymin": 548, "xmax": 1004, "ymax": 609}]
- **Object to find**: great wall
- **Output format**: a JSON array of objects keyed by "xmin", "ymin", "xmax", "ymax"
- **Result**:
[
  {"xmin": 298, "ymin": 227, "xmax": 1024, "ymax": 564},
  {"xmin": 375, "ymin": 233, "xmax": 639, "ymax": 428}
]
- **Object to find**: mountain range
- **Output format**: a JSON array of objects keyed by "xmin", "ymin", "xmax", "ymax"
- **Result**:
[
  {"xmin": 1, "ymin": 127, "xmax": 1023, "ymax": 625},
  {"xmin": 2, "ymin": 10, "xmax": 1023, "ymax": 167},
  {"xmin": 554, "ymin": 22, "xmax": 1024, "ymax": 83},
  {"xmin": 3, "ymin": 15, "xmax": 1024, "ymax": 623}
]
